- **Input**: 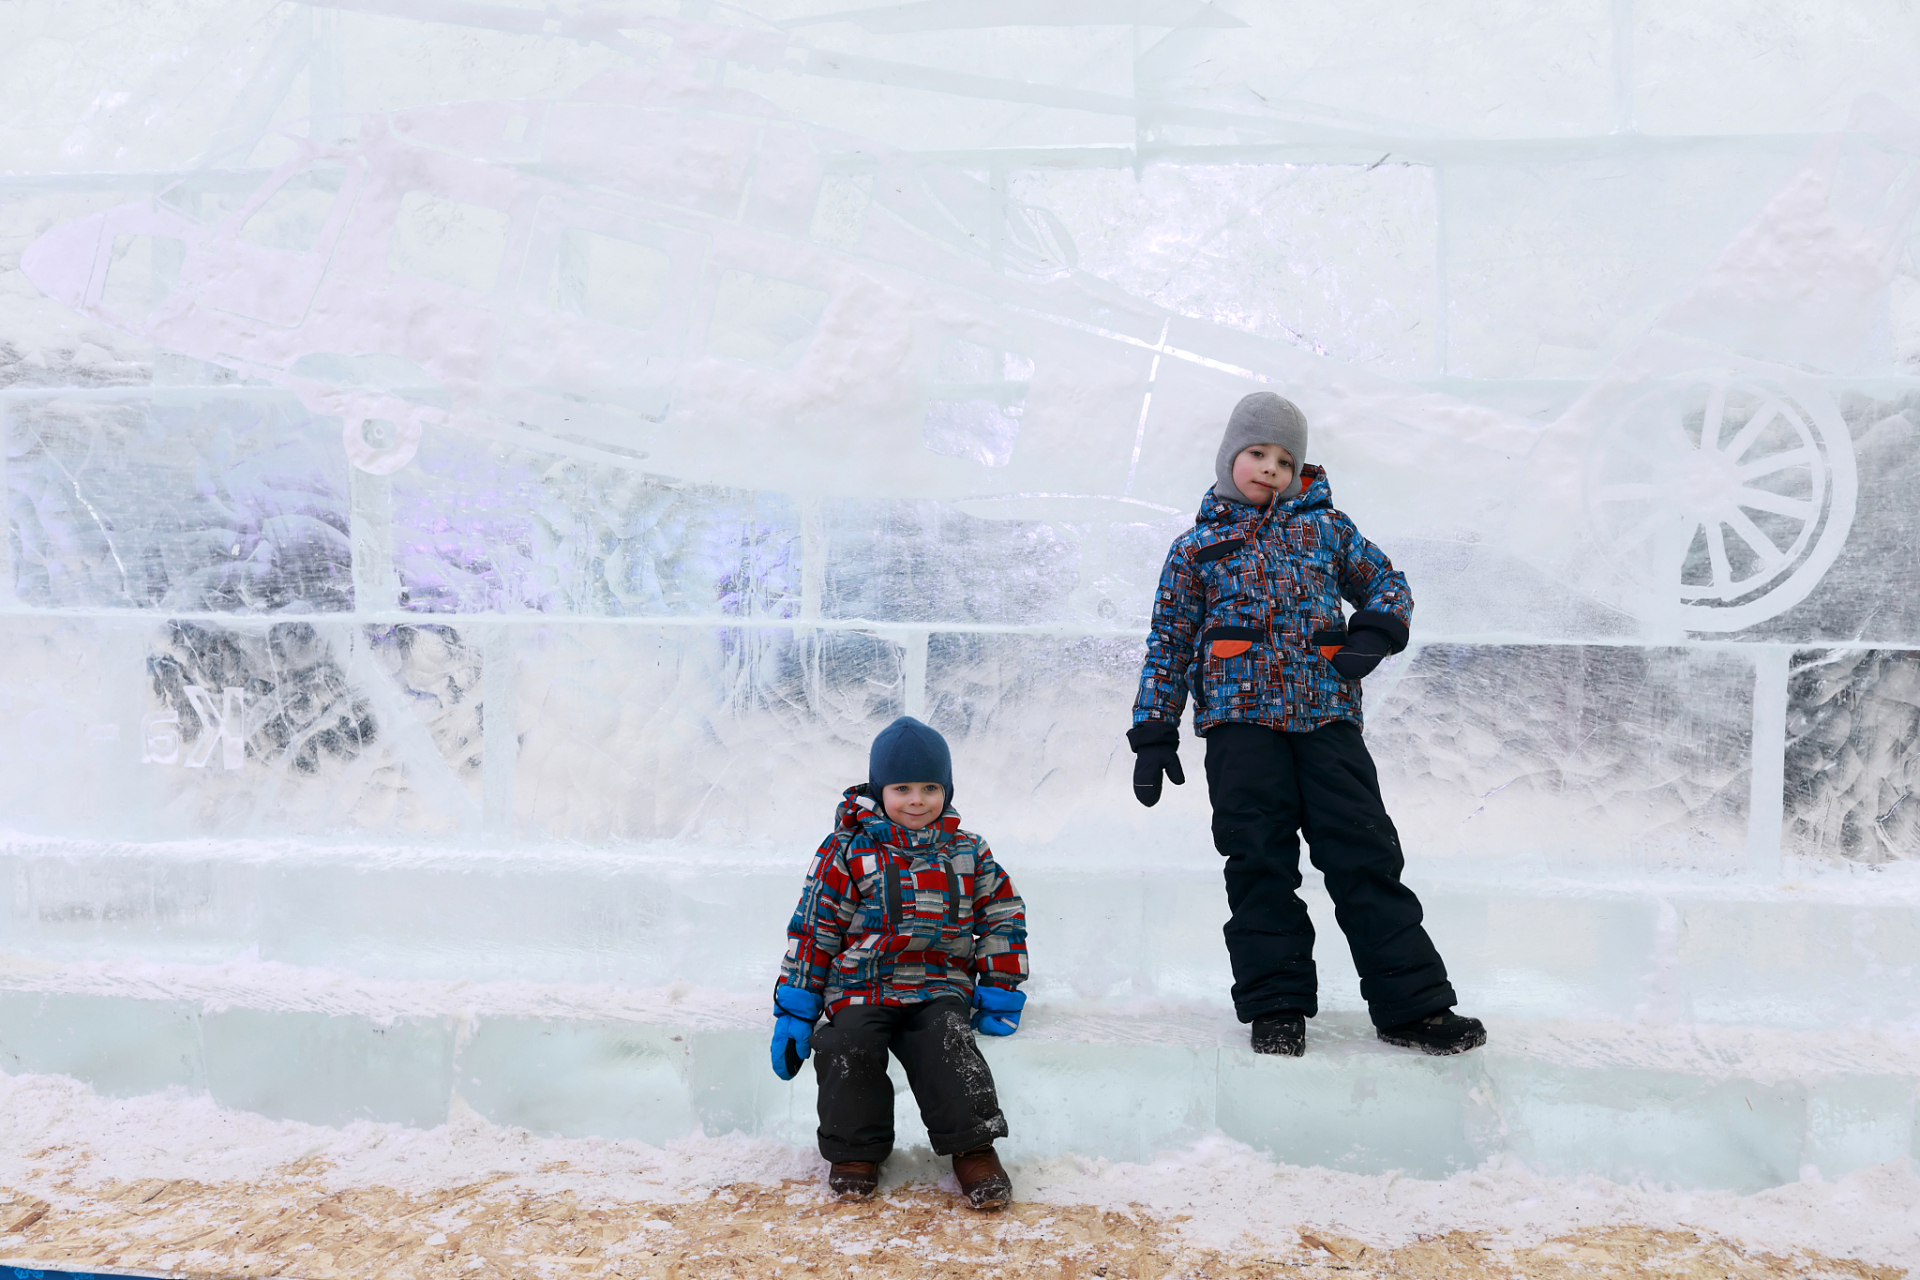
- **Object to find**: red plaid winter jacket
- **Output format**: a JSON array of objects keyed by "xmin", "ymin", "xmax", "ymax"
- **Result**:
[
  {"xmin": 778, "ymin": 786, "xmax": 1027, "ymax": 1015},
  {"xmin": 1134, "ymin": 465, "xmax": 1413, "ymax": 735}
]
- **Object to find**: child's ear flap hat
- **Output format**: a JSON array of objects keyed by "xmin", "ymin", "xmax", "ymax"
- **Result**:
[
  {"xmin": 868, "ymin": 715, "xmax": 955, "ymax": 806},
  {"xmin": 1215, "ymin": 391, "xmax": 1309, "ymax": 505}
]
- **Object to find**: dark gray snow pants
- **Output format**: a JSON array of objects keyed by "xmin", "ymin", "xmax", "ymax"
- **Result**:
[{"xmin": 811, "ymin": 996, "xmax": 1007, "ymax": 1162}]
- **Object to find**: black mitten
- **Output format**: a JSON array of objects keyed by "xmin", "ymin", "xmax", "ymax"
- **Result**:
[
  {"xmin": 1126, "ymin": 721, "xmax": 1185, "ymax": 808},
  {"xmin": 1329, "ymin": 610, "xmax": 1409, "ymax": 680},
  {"xmin": 1330, "ymin": 627, "xmax": 1392, "ymax": 679}
]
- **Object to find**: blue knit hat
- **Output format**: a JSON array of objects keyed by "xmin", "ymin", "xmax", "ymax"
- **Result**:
[{"xmin": 868, "ymin": 716, "xmax": 954, "ymax": 805}]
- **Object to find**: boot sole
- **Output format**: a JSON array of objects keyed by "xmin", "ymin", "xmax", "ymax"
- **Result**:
[
  {"xmin": 1376, "ymin": 1029, "xmax": 1487, "ymax": 1055},
  {"xmin": 963, "ymin": 1184, "xmax": 1011, "ymax": 1211},
  {"xmin": 1251, "ymin": 1038, "xmax": 1304, "ymax": 1056},
  {"xmin": 831, "ymin": 1185, "xmax": 878, "ymax": 1202}
]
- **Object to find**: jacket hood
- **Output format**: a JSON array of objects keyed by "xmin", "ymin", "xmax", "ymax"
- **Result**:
[
  {"xmin": 1200, "ymin": 463, "xmax": 1331, "ymax": 526},
  {"xmin": 835, "ymin": 784, "xmax": 961, "ymax": 846}
]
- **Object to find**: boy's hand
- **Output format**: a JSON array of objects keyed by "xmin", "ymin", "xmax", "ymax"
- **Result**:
[
  {"xmin": 770, "ymin": 985, "xmax": 824, "ymax": 1080},
  {"xmin": 1127, "ymin": 722, "xmax": 1184, "ymax": 807},
  {"xmin": 971, "ymin": 983, "xmax": 1026, "ymax": 1036},
  {"xmin": 1328, "ymin": 611, "xmax": 1408, "ymax": 680},
  {"xmin": 1329, "ymin": 627, "xmax": 1392, "ymax": 679}
]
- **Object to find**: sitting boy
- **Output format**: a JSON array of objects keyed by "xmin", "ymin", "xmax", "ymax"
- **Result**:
[
  {"xmin": 1127, "ymin": 391, "xmax": 1485, "ymax": 1058},
  {"xmin": 770, "ymin": 715, "xmax": 1028, "ymax": 1208}
]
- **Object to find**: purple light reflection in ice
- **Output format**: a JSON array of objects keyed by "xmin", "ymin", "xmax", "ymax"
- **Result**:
[{"xmin": 389, "ymin": 437, "xmax": 801, "ymax": 619}]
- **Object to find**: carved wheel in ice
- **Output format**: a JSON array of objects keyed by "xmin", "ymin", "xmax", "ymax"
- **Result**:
[
  {"xmin": 1584, "ymin": 374, "xmax": 1857, "ymax": 632},
  {"xmin": 343, "ymin": 410, "xmax": 424, "ymax": 475},
  {"xmin": 300, "ymin": 388, "xmax": 432, "ymax": 475}
]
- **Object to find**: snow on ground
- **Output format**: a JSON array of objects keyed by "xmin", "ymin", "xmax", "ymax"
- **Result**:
[
  {"xmin": 1, "ymin": 1071, "xmax": 1913, "ymax": 1271},
  {"xmin": 1022, "ymin": 1138, "xmax": 1920, "ymax": 1266}
]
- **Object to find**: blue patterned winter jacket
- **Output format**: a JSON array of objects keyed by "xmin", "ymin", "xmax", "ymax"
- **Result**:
[{"xmin": 1132, "ymin": 465, "xmax": 1413, "ymax": 735}]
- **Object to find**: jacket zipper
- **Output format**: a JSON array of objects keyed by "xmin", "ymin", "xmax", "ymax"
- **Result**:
[
  {"xmin": 1198, "ymin": 502, "xmax": 1284, "ymax": 710},
  {"xmin": 881, "ymin": 851, "xmax": 901, "ymax": 933}
]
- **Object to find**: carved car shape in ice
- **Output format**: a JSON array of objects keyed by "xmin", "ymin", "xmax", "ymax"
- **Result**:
[
  {"xmin": 20, "ymin": 79, "xmax": 1082, "ymax": 487},
  {"xmin": 22, "ymin": 72, "xmax": 1916, "ymax": 632}
]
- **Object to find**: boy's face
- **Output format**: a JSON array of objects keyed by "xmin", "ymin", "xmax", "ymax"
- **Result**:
[
  {"xmin": 881, "ymin": 781, "xmax": 946, "ymax": 829},
  {"xmin": 1232, "ymin": 443, "xmax": 1295, "ymax": 505}
]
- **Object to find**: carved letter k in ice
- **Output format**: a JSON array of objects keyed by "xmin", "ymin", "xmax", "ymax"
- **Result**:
[{"xmin": 183, "ymin": 685, "xmax": 246, "ymax": 770}]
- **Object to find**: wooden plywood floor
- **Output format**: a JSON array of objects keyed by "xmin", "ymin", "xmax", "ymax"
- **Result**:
[{"xmin": 0, "ymin": 1168, "xmax": 1905, "ymax": 1280}]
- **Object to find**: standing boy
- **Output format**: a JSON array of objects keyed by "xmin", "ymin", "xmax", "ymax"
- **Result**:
[
  {"xmin": 770, "ymin": 715, "xmax": 1029, "ymax": 1207},
  {"xmin": 1127, "ymin": 392, "xmax": 1484, "ymax": 1057}
]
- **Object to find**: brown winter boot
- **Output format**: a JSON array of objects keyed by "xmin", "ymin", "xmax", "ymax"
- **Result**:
[
  {"xmin": 827, "ymin": 1160, "xmax": 879, "ymax": 1201},
  {"xmin": 952, "ymin": 1146, "xmax": 1012, "ymax": 1210}
]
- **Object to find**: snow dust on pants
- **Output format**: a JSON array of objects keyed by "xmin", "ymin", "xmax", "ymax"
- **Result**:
[
  {"xmin": 811, "ymin": 996, "xmax": 1008, "ymax": 1163},
  {"xmin": 1204, "ymin": 720, "xmax": 1457, "ymax": 1028}
]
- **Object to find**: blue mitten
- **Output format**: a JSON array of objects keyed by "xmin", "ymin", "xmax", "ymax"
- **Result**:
[
  {"xmin": 770, "ymin": 985, "xmax": 823, "ymax": 1080},
  {"xmin": 971, "ymin": 984, "xmax": 1026, "ymax": 1036}
]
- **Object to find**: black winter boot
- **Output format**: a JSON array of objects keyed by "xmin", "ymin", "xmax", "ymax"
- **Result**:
[
  {"xmin": 1250, "ymin": 1012, "xmax": 1306, "ymax": 1056},
  {"xmin": 1377, "ymin": 1010, "xmax": 1486, "ymax": 1055}
]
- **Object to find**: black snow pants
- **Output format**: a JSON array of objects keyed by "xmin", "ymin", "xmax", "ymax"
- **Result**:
[
  {"xmin": 811, "ymin": 996, "xmax": 1008, "ymax": 1163},
  {"xmin": 1205, "ymin": 720, "xmax": 1456, "ymax": 1028}
]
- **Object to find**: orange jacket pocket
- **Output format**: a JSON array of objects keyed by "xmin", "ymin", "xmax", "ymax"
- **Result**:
[
  {"xmin": 1312, "ymin": 628, "xmax": 1350, "ymax": 664},
  {"xmin": 1201, "ymin": 626, "xmax": 1262, "ymax": 660}
]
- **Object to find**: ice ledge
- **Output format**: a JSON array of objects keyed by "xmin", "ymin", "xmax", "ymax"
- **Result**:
[
  {"xmin": 0, "ymin": 977, "xmax": 1913, "ymax": 1193},
  {"xmin": 5, "ymin": 831, "xmax": 1918, "ymax": 903},
  {"xmin": 0, "ymin": 952, "xmax": 765, "ymax": 1030},
  {"xmin": 3, "ymin": 956, "xmax": 1916, "ymax": 1081}
]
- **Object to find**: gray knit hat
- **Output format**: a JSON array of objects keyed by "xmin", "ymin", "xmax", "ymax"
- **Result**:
[{"xmin": 1214, "ymin": 392, "xmax": 1308, "ymax": 505}]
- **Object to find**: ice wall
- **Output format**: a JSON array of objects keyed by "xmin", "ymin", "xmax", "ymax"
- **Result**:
[
  {"xmin": 6, "ymin": 4, "xmax": 1920, "ymax": 868},
  {"xmin": 4, "ymin": 3, "xmax": 1920, "ymax": 1191}
]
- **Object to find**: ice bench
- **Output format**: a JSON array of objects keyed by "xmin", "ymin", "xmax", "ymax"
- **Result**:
[{"xmin": 2, "ymin": 839, "xmax": 1916, "ymax": 1193}]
